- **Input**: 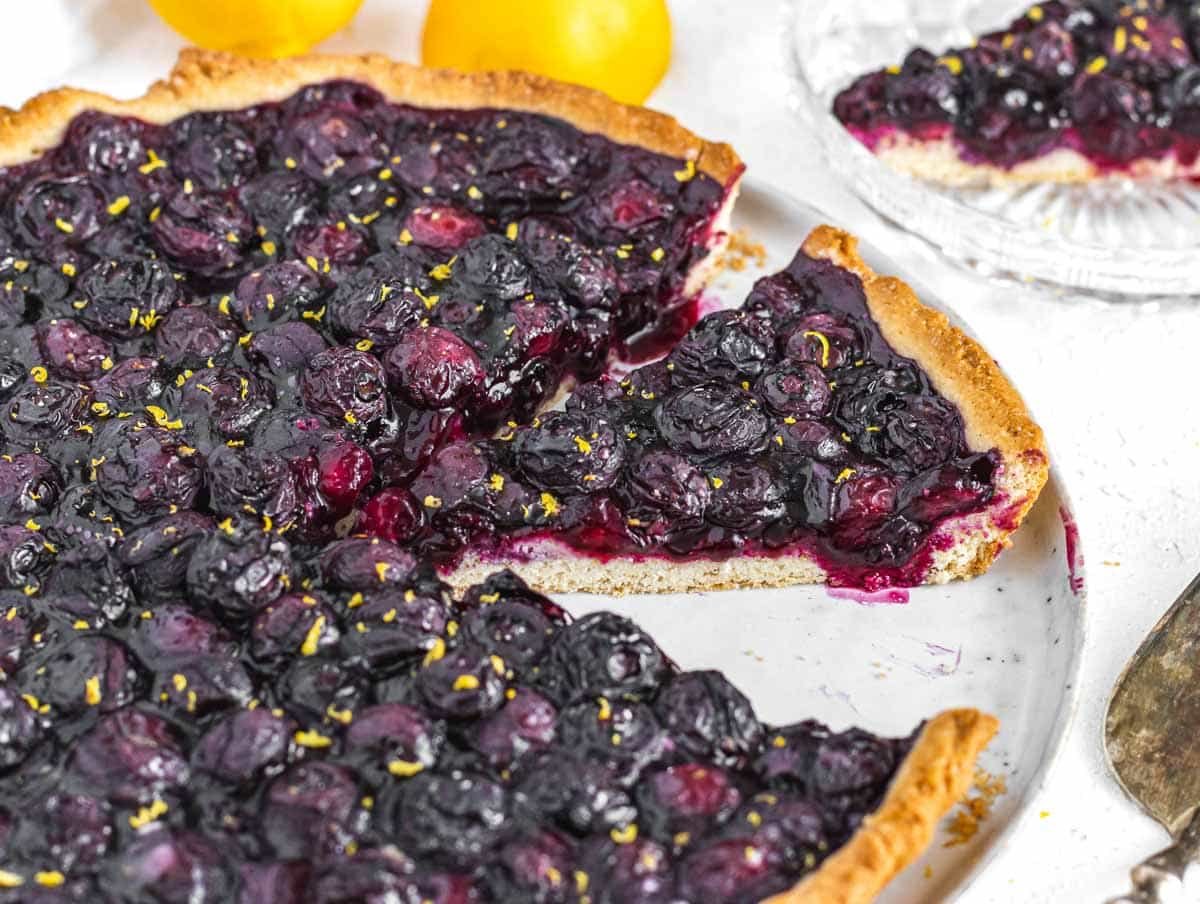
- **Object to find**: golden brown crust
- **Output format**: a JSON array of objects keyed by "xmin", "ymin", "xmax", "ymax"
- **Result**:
[
  {"xmin": 764, "ymin": 708, "xmax": 999, "ymax": 904},
  {"xmin": 869, "ymin": 131, "xmax": 1200, "ymax": 187},
  {"xmin": 803, "ymin": 225, "xmax": 1049, "ymax": 577},
  {"xmin": 0, "ymin": 48, "xmax": 743, "ymax": 186}
]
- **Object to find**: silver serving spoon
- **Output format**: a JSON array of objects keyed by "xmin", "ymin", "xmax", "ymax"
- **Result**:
[{"xmin": 1105, "ymin": 573, "xmax": 1200, "ymax": 902}]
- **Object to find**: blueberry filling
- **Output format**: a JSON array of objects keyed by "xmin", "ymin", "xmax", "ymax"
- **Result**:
[
  {"xmin": 0, "ymin": 76, "xmax": 993, "ymax": 588},
  {"xmin": 0, "ymin": 78, "xmax": 986, "ymax": 897},
  {"xmin": 0, "ymin": 559, "xmax": 919, "ymax": 900},
  {"xmin": 833, "ymin": 0, "xmax": 1200, "ymax": 170},
  {"xmin": 386, "ymin": 247, "xmax": 998, "ymax": 583}
]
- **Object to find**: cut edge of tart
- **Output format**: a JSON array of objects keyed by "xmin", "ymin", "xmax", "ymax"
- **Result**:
[
  {"xmin": 766, "ymin": 707, "xmax": 999, "ymax": 904},
  {"xmin": 0, "ymin": 47, "xmax": 743, "ymax": 291},
  {"xmin": 855, "ymin": 130, "xmax": 1200, "ymax": 188},
  {"xmin": 829, "ymin": 2, "xmax": 1200, "ymax": 188},
  {"xmin": 447, "ymin": 225, "xmax": 1049, "ymax": 594}
]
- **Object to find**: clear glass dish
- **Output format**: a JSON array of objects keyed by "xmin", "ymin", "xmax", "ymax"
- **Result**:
[{"xmin": 784, "ymin": 0, "xmax": 1200, "ymax": 298}]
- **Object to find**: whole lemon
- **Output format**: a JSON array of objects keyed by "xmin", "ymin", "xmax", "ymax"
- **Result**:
[
  {"xmin": 421, "ymin": 0, "xmax": 672, "ymax": 105},
  {"xmin": 147, "ymin": 0, "xmax": 365, "ymax": 58}
]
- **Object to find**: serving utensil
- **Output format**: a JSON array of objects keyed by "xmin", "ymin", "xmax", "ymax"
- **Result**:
[{"xmin": 1105, "ymin": 573, "xmax": 1200, "ymax": 902}]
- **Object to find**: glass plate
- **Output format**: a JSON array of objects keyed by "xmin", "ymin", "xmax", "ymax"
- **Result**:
[{"xmin": 784, "ymin": 0, "xmax": 1200, "ymax": 297}]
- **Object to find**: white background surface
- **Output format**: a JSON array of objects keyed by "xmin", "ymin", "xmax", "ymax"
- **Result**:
[{"xmin": 3, "ymin": 1, "xmax": 1200, "ymax": 900}]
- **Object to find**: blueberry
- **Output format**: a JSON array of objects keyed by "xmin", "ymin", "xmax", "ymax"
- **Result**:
[
  {"xmin": 457, "ymin": 235, "xmax": 533, "ymax": 300},
  {"xmin": 152, "ymin": 188, "xmax": 254, "ymax": 276},
  {"xmin": 576, "ymin": 836, "xmax": 676, "ymax": 904},
  {"xmin": 556, "ymin": 699, "xmax": 668, "ymax": 786},
  {"xmin": 233, "ymin": 261, "xmax": 326, "ymax": 329},
  {"xmin": 336, "ymin": 588, "xmax": 448, "ymax": 673},
  {"xmin": 247, "ymin": 321, "xmax": 329, "ymax": 378},
  {"xmin": 301, "ymin": 346, "xmax": 389, "ymax": 428},
  {"xmin": 192, "ymin": 708, "xmax": 294, "ymax": 784},
  {"xmin": 402, "ymin": 205, "xmax": 487, "ymax": 250},
  {"xmin": 22, "ymin": 635, "xmax": 141, "ymax": 715},
  {"xmin": 345, "ymin": 702, "xmax": 443, "ymax": 778},
  {"xmin": 515, "ymin": 752, "xmax": 636, "ymax": 835},
  {"xmin": 388, "ymin": 771, "xmax": 510, "ymax": 869},
  {"xmin": 250, "ymin": 592, "xmax": 340, "ymax": 665},
  {"xmin": 292, "ymin": 218, "xmax": 371, "ymax": 271},
  {"xmin": 91, "ymin": 356, "xmax": 166, "ymax": 410},
  {"xmin": 14, "ymin": 793, "xmax": 113, "ymax": 871},
  {"xmin": 276, "ymin": 102, "xmax": 385, "ymax": 182},
  {"xmin": 515, "ymin": 410, "xmax": 627, "ymax": 494},
  {"xmin": 637, "ymin": 763, "xmax": 741, "ymax": 844},
  {"xmin": 11, "ymin": 175, "xmax": 104, "ymax": 247},
  {"xmin": 238, "ymin": 861, "xmax": 311, "ymax": 904},
  {"xmin": 383, "ymin": 326, "xmax": 486, "ymax": 410},
  {"xmin": 320, "ymin": 537, "xmax": 415, "ymax": 591},
  {"xmin": 57, "ymin": 111, "xmax": 154, "ymax": 180},
  {"xmin": 204, "ymin": 445, "xmax": 300, "ymax": 523},
  {"xmin": 653, "ymin": 670, "xmax": 764, "ymax": 769},
  {"xmin": 667, "ymin": 310, "xmax": 774, "ymax": 384},
  {"xmin": 0, "ymin": 686, "xmax": 44, "ymax": 769},
  {"xmin": 707, "ymin": 463, "xmax": 787, "ymax": 533},
  {"xmin": 418, "ymin": 643, "xmax": 508, "ymax": 720},
  {"xmin": 676, "ymin": 836, "xmax": 791, "ymax": 904},
  {"xmin": 240, "ymin": 170, "xmax": 321, "ymax": 237},
  {"xmin": 357, "ymin": 487, "xmax": 424, "ymax": 545},
  {"xmin": 186, "ymin": 525, "xmax": 294, "ymax": 619},
  {"xmin": 325, "ymin": 253, "xmax": 427, "ymax": 346},
  {"xmin": 491, "ymin": 828, "xmax": 576, "ymax": 903},
  {"xmin": 112, "ymin": 828, "xmax": 234, "ymax": 903},
  {"xmin": 174, "ymin": 365, "xmax": 275, "ymax": 448},
  {"xmin": 616, "ymin": 452, "xmax": 706, "ymax": 533},
  {"xmin": 169, "ymin": 113, "xmax": 259, "ymax": 192},
  {"xmin": 78, "ymin": 258, "xmax": 180, "ymax": 339},
  {"xmin": 654, "ymin": 382, "xmax": 769, "ymax": 459},
  {"xmin": 460, "ymin": 601, "xmax": 557, "ymax": 675},
  {"xmin": 0, "ymin": 452, "xmax": 60, "ymax": 521},
  {"xmin": 34, "ymin": 318, "xmax": 110, "ymax": 383},
  {"xmin": 42, "ymin": 543, "xmax": 134, "ymax": 623},
  {"xmin": 70, "ymin": 707, "xmax": 190, "ymax": 802},
  {"xmin": 469, "ymin": 688, "xmax": 557, "ymax": 768},
  {"xmin": 93, "ymin": 419, "xmax": 204, "ymax": 524},
  {"xmin": 154, "ymin": 306, "xmax": 238, "ymax": 369},
  {"xmin": 539, "ymin": 612, "xmax": 672, "ymax": 704},
  {"xmin": 3, "ymin": 378, "xmax": 91, "ymax": 448},
  {"xmin": 262, "ymin": 762, "xmax": 361, "ymax": 859}
]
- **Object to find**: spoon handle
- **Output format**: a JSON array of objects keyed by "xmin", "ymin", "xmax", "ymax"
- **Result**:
[{"xmin": 1106, "ymin": 809, "xmax": 1200, "ymax": 903}]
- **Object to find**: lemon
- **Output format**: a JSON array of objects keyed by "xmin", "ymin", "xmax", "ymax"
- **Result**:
[
  {"xmin": 421, "ymin": 0, "xmax": 672, "ymax": 105},
  {"xmin": 147, "ymin": 0, "xmax": 364, "ymax": 58}
]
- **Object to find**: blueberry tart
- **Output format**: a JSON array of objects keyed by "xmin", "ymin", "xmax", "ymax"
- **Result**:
[
  {"xmin": 834, "ymin": 0, "xmax": 1200, "ymax": 185},
  {"xmin": 441, "ymin": 227, "xmax": 1048, "ymax": 594},
  {"xmin": 0, "ymin": 558, "xmax": 996, "ymax": 903}
]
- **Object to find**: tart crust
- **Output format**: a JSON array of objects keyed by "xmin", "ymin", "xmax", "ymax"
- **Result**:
[
  {"xmin": 765, "ymin": 708, "xmax": 1000, "ymax": 904},
  {"xmin": 0, "ymin": 48, "xmax": 743, "ymax": 181},
  {"xmin": 0, "ymin": 49, "xmax": 742, "ymax": 297},
  {"xmin": 867, "ymin": 131, "xmax": 1200, "ymax": 188},
  {"xmin": 448, "ymin": 225, "xmax": 1049, "ymax": 594}
]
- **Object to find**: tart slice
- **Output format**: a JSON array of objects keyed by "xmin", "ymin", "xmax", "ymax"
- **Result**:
[
  {"xmin": 421, "ymin": 226, "xmax": 1048, "ymax": 593},
  {"xmin": 0, "ymin": 562, "xmax": 996, "ymax": 903},
  {"xmin": 833, "ymin": 0, "xmax": 1200, "ymax": 186}
]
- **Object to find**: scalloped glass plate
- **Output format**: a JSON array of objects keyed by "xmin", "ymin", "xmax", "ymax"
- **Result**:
[{"xmin": 785, "ymin": 0, "xmax": 1200, "ymax": 297}]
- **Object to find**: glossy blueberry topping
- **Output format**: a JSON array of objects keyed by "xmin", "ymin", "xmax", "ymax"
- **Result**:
[
  {"xmin": 0, "ymin": 539, "xmax": 925, "ymax": 901},
  {"xmin": 834, "ymin": 0, "xmax": 1200, "ymax": 170},
  {"xmin": 0, "ymin": 77, "xmax": 977, "ymax": 899}
]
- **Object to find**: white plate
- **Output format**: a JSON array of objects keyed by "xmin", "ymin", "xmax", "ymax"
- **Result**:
[{"xmin": 562, "ymin": 184, "xmax": 1087, "ymax": 903}]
